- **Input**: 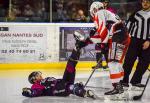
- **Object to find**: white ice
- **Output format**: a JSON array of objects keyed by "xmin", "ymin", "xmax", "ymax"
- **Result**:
[{"xmin": 0, "ymin": 70, "xmax": 149, "ymax": 103}]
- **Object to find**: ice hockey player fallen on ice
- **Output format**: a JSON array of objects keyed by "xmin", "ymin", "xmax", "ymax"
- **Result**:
[
  {"xmin": 22, "ymin": 71, "xmax": 95, "ymax": 99},
  {"xmin": 22, "ymin": 71, "xmax": 96, "ymax": 98}
]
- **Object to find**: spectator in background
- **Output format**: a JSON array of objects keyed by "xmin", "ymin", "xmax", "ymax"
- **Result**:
[
  {"xmin": 126, "ymin": 1, "xmax": 141, "ymax": 20},
  {"xmin": 33, "ymin": 1, "xmax": 48, "ymax": 21},
  {"xmin": 0, "ymin": 0, "xmax": 9, "ymax": 16},
  {"xmin": 6, "ymin": 5, "xmax": 20, "ymax": 21},
  {"xmin": 52, "ymin": 0, "xmax": 88, "ymax": 22},
  {"xmin": 75, "ymin": 9, "xmax": 87, "ymax": 22},
  {"xmin": 34, "ymin": 2, "xmax": 44, "ymax": 17},
  {"xmin": 69, "ymin": 5, "xmax": 78, "ymax": 21},
  {"xmin": 0, "ymin": 4, "xmax": 6, "ymax": 17},
  {"xmin": 54, "ymin": 1, "xmax": 69, "ymax": 22},
  {"xmin": 6, "ymin": 11, "xmax": 16, "ymax": 21},
  {"xmin": 118, "ymin": 0, "xmax": 128, "ymax": 20},
  {"xmin": 12, "ymin": 5, "xmax": 21, "ymax": 17},
  {"xmin": 23, "ymin": 4, "xmax": 34, "ymax": 17},
  {"xmin": 102, "ymin": 0, "xmax": 116, "ymax": 13}
]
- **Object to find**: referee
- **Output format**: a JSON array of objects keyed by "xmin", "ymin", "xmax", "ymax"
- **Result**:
[{"xmin": 121, "ymin": 0, "xmax": 150, "ymax": 87}]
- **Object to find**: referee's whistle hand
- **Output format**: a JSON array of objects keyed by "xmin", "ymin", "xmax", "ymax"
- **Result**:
[{"xmin": 143, "ymin": 41, "xmax": 150, "ymax": 50}]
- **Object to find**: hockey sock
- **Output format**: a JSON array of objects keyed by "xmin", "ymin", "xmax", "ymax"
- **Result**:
[{"xmin": 63, "ymin": 49, "xmax": 81, "ymax": 84}]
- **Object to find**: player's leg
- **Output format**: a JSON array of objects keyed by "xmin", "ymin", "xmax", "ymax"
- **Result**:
[
  {"xmin": 93, "ymin": 43, "xmax": 109, "ymax": 69},
  {"xmin": 105, "ymin": 43, "xmax": 125, "ymax": 95},
  {"xmin": 130, "ymin": 45, "xmax": 150, "ymax": 87},
  {"xmin": 105, "ymin": 22, "xmax": 130, "ymax": 95},
  {"xmin": 95, "ymin": 43, "xmax": 102, "ymax": 63},
  {"xmin": 102, "ymin": 43, "xmax": 109, "ymax": 62},
  {"xmin": 63, "ymin": 30, "xmax": 91, "ymax": 84},
  {"xmin": 63, "ymin": 49, "xmax": 81, "ymax": 85},
  {"xmin": 105, "ymin": 41, "xmax": 130, "ymax": 95},
  {"xmin": 63, "ymin": 31, "xmax": 96, "ymax": 98},
  {"xmin": 121, "ymin": 38, "xmax": 139, "ymax": 86},
  {"xmin": 100, "ymin": 43, "xmax": 109, "ymax": 69},
  {"xmin": 92, "ymin": 43, "xmax": 103, "ymax": 69},
  {"xmin": 62, "ymin": 49, "xmax": 86, "ymax": 97},
  {"xmin": 105, "ymin": 61, "xmax": 124, "ymax": 95}
]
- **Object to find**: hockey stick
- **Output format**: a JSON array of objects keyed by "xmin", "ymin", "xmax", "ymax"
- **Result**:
[
  {"xmin": 133, "ymin": 72, "xmax": 150, "ymax": 100},
  {"xmin": 84, "ymin": 66, "xmax": 97, "ymax": 88},
  {"xmin": 85, "ymin": 85, "xmax": 110, "ymax": 90},
  {"xmin": 84, "ymin": 58, "xmax": 102, "ymax": 88},
  {"xmin": 84, "ymin": 49, "xmax": 109, "ymax": 88}
]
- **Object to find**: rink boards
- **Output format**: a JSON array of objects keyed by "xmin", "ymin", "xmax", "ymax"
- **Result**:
[{"xmin": 0, "ymin": 23, "xmax": 149, "ymax": 70}]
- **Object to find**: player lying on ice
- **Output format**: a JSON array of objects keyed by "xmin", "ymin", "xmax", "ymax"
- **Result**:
[
  {"xmin": 22, "ymin": 50, "xmax": 95, "ymax": 98},
  {"xmin": 73, "ymin": 1, "xmax": 130, "ymax": 95}
]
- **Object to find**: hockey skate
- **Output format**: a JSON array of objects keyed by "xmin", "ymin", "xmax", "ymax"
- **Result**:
[
  {"xmin": 92, "ymin": 55, "xmax": 109, "ymax": 71},
  {"xmin": 104, "ymin": 82, "xmax": 128, "ymax": 101},
  {"xmin": 85, "ymin": 90, "xmax": 96, "ymax": 99},
  {"xmin": 128, "ymin": 83, "xmax": 145, "ymax": 91},
  {"xmin": 72, "ymin": 82, "xmax": 96, "ymax": 99},
  {"xmin": 74, "ymin": 30, "xmax": 86, "ymax": 41},
  {"xmin": 92, "ymin": 61, "xmax": 109, "ymax": 70},
  {"xmin": 73, "ymin": 30, "xmax": 89, "ymax": 51},
  {"xmin": 104, "ymin": 82, "xmax": 124, "ymax": 95},
  {"xmin": 92, "ymin": 63, "xmax": 103, "ymax": 69}
]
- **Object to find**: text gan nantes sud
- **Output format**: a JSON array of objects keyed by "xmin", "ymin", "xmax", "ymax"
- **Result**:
[{"xmin": 0, "ymin": 33, "xmax": 43, "ymax": 37}]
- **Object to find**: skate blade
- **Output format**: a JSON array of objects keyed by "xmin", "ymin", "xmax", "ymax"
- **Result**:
[
  {"xmin": 128, "ymin": 86, "xmax": 144, "ymax": 91},
  {"xmin": 86, "ymin": 90, "xmax": 97, "ymax": 99},
  {"xmin": 123, "ymin": 87, "xmax": 129, "ymax": 91},
  {"xmin": 104, "ymin": 92, "xmax": 130, "ymax": 101}
]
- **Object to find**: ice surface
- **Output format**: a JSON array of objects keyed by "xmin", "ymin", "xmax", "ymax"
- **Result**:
[{"xmin": 0, "ymin": 69, "xmax": 149, "ymax": 103}]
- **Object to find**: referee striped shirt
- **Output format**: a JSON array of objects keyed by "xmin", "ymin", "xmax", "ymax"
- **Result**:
[{"xmin": 126, "ymin": 10, "xmax": 150, "ymax": 41}]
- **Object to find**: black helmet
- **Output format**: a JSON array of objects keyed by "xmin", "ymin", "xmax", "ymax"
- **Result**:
[{"xmin": 28, "ymin": 71, "xmax": 42, "ymax": 84}]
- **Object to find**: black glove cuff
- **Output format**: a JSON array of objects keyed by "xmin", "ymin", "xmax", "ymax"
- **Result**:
[{"xmin": 90, "ymin": 27, "xmax": 97, "ymax": 37}]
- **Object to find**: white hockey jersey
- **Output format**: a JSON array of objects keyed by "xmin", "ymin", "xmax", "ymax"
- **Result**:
[{"xmin": 91, "ymin": 9, "xmax": 120, "ymax": 43}]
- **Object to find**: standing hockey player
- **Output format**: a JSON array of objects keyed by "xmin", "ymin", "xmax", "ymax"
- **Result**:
[
  {"xmin": 73, "ymin": 1, "xmax": 130, "ymax": 95},
  {"xmin": 92, "ymin": 0, "xmax": 116, "ymax": 69},
  {"xmin": 22, "ymin": 50, "xmax": 95, "ymax": 98}
]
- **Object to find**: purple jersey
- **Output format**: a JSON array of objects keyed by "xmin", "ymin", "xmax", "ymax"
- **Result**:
[{"xmin": 30, "ymin": 77, "xmax": 70, "ymax": 97}]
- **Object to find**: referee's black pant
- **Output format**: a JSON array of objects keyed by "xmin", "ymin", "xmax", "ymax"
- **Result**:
[{"xmin": 122, "ymin": 37, "xmax": 150, "ymax": 85}]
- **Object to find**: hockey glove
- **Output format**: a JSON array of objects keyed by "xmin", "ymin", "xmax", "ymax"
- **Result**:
[
  {"xmin": 22, "ymin": 88, "xmax": 33, "ymax": 97},
  {"xmin": 112, "ymin": 23, "xmax": 128, "ymax": 44}
]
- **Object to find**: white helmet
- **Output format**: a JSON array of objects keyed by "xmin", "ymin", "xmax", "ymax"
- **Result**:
[{"xmin": 90, "ymin": 2, "xmax": 104, "ymax": 17}]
